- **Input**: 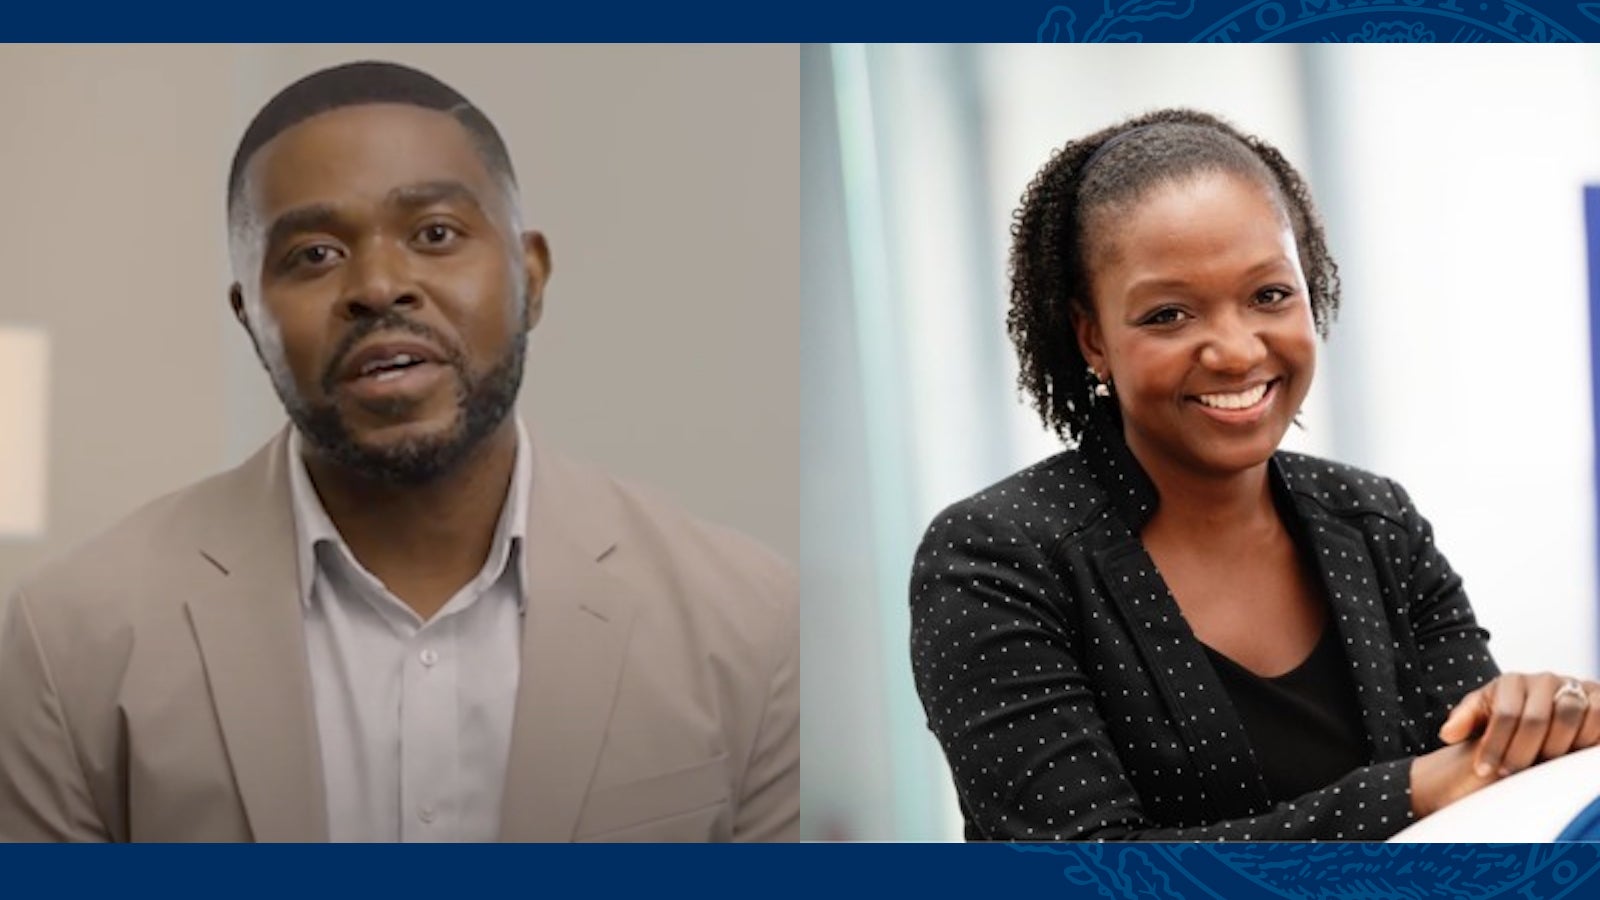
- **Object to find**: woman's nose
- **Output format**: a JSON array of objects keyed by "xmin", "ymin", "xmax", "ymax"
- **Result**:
[{"xmin": 1199, "ymin": 315, "xmax": 1267, "ymax": 373}]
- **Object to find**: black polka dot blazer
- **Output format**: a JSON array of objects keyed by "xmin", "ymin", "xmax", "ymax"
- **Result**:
[{"xmin": 909, "ymin": 420, "xmax": 1499, "ymax": 841}]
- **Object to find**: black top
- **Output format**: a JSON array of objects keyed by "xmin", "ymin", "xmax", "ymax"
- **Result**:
[
  {"xmin": 1203, "ymin": 624, "xmax": 1369, "ymax": 803},
  {"xmin": 910, "ymin": 409, "xmax": 1500, "ymax": 841}
]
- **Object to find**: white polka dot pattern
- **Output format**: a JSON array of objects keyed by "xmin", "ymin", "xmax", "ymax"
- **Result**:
[{"xmin": 908, "ymin": 425, "xmax": 1498, "ymax": 841}]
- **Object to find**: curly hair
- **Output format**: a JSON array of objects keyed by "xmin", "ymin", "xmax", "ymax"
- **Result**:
[{"xmin": 1006, "ymin": 108, "xmax": 1340, "ymax": 443}]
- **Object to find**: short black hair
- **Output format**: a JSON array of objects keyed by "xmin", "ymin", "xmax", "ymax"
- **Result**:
[
  {"xmin": 1006, "ymin": 108, "xmax": 1340, "ymax": 443},
  {"xmin": 226, "ymin": 60, "xmax": 516, "ymax": 221}
]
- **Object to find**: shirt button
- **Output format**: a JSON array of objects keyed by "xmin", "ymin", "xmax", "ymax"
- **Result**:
[
  {"xmin": 419, "ymin": 805, "xmax": 436, "ymax": 824},
  {"xmin": 420, "ymin": 648, "xmax": 439, "ymax": 667}
]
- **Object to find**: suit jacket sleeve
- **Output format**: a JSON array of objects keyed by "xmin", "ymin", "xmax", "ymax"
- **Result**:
[
  {"xmin": 732, "ymin": 567, "xmax": 800, "ymax": 842},
  {"xmin": 0, "ymin": 588, "xmax": 111, "ymax": 842},
  {"xmin": 910, "ymin": 487, "xmax": 1495, "ymax": 842}
]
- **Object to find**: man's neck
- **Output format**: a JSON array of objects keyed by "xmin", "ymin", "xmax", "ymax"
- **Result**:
[{"xmin": 303, "ymin": 420, "xmax": 520, "ymax": 619}]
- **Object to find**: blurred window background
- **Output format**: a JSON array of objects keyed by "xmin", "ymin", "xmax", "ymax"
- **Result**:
[{"xmin": 802, "ymin": 43, "xmax": 1600, "ymax": 841}]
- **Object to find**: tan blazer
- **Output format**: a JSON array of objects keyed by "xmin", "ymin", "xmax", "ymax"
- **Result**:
[{"xmin": 0, "ymin": 430, "xmax": 798, "ymax": 842}]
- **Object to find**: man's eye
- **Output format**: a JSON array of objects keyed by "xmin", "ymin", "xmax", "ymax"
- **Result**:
[
  {"xmin": 288, "ymin": 244, "xmax": 342, "ymax": 269},
  {"xmin": 417, "ymin": 223, "xmax": 460, "ymax": 245}
]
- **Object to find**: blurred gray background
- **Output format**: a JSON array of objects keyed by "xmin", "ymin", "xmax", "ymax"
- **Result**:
[{"xmin": 0, "ymin": 44, "xmax": 799, "ymax": 596}]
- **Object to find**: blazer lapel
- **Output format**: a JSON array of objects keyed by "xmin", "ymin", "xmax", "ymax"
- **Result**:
[
  {"xmin": 498, "ymin": 443, "xmax": 639, "ymax": 842},
  {"xmin": 1093, "ymin": 537, "xmax": 1273, "ymax": 818},
  {"xmin": 185, "ymin": 431, "xmax": 327, "ymax": 842},
  {"xmin": 1079, "ymin": 413, "xmax": 1272, "ymax": 818},
  {"xmin": 1292, "ymin": 502, "xmax": 1410, "ymax": 760},
  {"xmin": 1082, "ymin": 415, "xmax": 1416, "ymax": 817}
]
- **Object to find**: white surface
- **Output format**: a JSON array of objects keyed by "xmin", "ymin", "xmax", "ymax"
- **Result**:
[
  {"xmin": 0, "ymin": 326, "xmax": 48, "ymax": 538},
  {"xmin": 1391, "ymin": 744, "xmax": 1600, "ymax": 842}
]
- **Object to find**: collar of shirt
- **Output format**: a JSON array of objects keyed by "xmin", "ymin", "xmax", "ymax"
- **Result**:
[{"xmin": 285, "ymin": 419, "xmax": 534, "ymax": 616}]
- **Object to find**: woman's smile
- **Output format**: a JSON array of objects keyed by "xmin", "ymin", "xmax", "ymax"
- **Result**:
[{"xmin": 1189, "ymin": 377, "xmax": 1280, "ymax": 424}]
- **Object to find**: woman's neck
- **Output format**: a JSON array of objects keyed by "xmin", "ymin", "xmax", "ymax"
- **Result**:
[{"xmin": 1125, "ymin": 433, "xmax": 1279, "ymax": 544}]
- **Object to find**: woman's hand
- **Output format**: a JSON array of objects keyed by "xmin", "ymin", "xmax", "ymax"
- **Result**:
[
  {"xmin": 1438, "ymin": 672, "xmax": 1600, "ymax": 777},
  {"xmin": 1410, "ymin": 740, "xmax": 1499, "ymax": 818}
]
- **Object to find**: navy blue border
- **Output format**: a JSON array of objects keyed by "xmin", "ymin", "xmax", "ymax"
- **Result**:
[
  {"xmin": 1038, "ymin": 0, "xmax": 1593, "ymax": 43},
  {"xmin": 4, "ymin": 13, "xmax": 1599, "ymax": 900},
  {"xmin": 2, "ymin": 843, "xmax": 1597, "ymax": 898},
  {"xmin": 5, "ymin": 0, "xmax": 1600, "ymax": 40}
]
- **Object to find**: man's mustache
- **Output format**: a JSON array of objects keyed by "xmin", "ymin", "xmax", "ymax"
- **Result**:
[{"xmin": 319, "ymin": 313, "xmax": 464, "ymax": 394}]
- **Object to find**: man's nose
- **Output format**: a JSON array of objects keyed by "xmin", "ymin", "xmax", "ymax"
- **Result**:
[{"xmin": 338, "ymin": 241, "xmax": 420, "ymax": 319}]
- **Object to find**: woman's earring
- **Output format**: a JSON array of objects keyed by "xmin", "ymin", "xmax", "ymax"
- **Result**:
[{"xmin": 1090, "ymin": 366, "xmax": 1111, "ymax": 398}]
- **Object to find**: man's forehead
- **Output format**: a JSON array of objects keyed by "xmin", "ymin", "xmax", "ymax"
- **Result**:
[{"xmin": 242, "ymin": 103, "xmax": 498, "ymax": 217}]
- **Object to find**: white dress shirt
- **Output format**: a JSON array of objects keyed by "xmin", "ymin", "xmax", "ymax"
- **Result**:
[{"xmin": 286, "ymin": 423, "xmax": 531, "ymax": 842}]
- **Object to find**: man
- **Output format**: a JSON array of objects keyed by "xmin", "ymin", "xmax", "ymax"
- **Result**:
[{"xmin": 0, "ymin": 61, "xmax": 797, "ymax": 842}]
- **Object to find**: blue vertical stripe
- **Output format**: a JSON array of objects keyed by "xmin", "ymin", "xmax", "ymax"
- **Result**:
[{"xmin": 1584, "ymin": 186, "xmax": 1600, "ymax": 672}]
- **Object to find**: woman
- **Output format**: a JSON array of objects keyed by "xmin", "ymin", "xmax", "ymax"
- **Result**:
[{"xmin": 909, "ymin": 108, "xmax": 1600, "ymax": 841}]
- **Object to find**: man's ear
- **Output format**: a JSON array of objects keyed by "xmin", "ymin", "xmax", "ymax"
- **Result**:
[
  {"xmin": 229, "ymin": 284, "xmax": 266, "ymax": 358},
  {"xmin": 1073, "ymin": 304, "xmax": 1108, "ymax": 378},
  {"xmin": 229, "ymin": 284, "xmax": 250, "ymax": 329},
  {"xmin": 519, "ymin": 231, "xmax": 551, "ymax": 332}
]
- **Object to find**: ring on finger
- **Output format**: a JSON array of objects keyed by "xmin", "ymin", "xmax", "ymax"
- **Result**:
[{"xmin": 1555, "ymin": 678, "xmax": 1589, "ymax": 706}]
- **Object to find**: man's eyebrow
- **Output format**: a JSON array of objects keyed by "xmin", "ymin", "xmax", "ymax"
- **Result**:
[
  {"xmin": 263, "ymin": 203, "xmax": 339, "ymax": 252},
  {"xmin": 386, "ymin": 180, "xmax": 485, "ymax": 213},
  {"xmin": 260, "ymin": 181, "xmax": 486, "ymax": 252}
]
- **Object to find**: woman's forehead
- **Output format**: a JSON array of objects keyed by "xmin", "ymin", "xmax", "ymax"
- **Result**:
[
  {"xmin": 1085, "ymin": 172, "xmax": 1299, "ymax": 290},
  {"xmin": 1086, "ymin": 171, "xmax": 1291, "ymax": 265}
]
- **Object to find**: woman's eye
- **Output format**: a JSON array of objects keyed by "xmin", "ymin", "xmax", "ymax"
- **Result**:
[
  {"xmin": 1255, "ymin": 286, "xmax": 1293, "ymax": 305},
  {"xmin": 1140, "ymin": 307, "xmax": 1187, "ymax": 326}
]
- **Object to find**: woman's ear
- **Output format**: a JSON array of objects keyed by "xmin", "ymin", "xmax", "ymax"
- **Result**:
[{"xmin": 1073, "ymin": 305, "xmax": 1107, "ymax": 378}]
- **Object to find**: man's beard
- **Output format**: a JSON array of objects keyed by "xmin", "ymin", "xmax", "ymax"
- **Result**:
[{"xmin": 271, "ymin": 314, "xmax": 525, "ymax": 486}]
